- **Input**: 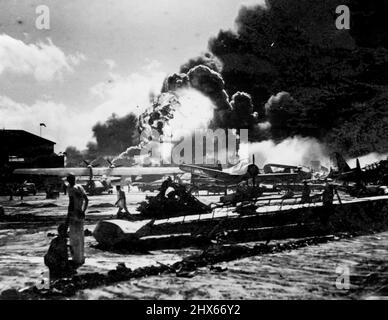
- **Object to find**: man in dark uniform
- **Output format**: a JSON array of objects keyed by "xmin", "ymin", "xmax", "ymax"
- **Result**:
[
  {"xmin": 301, "ymin": 181, "xmax": 311, "ymax": 203},
  {"xmin": 44, "ymin": 224, "xmax": 75, "ymax": 283},
  {"xmin": 322, "ymin": 182, "xmax": 334, "ymax": 207},
  {"xmin": 319, "ymin": 181, "xmax": 335, "ymax": 225}
]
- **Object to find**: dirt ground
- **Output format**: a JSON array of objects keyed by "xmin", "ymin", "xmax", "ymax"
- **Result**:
[{"xmin": 0, "ymin": 190, "xmax": 387, "ymax": 299}]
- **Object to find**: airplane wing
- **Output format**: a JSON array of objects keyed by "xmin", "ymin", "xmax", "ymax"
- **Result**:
[
  {"xmin": 179, "ymin": 164, "xmax": 240, "ymax": 183},
  {"xmin": 265, "ymin": 163, "xmax": 299, "ymax": 170},
  {"xmin": 256, "ymin": 172, "xmax": 299, "ymax": 183},
  {"xmin": 180, "ymin": 164, "xmax": 299, "ymax": 184},
  {"xmin": 98, "ymin": 167, "xmax": 183, "ymax": 176},
  {"xmin": 108, "ymin": 177, "xmax": 122, "ymax": 182},
  {"xmin": 13, "ymin": 168, "xmax": 92, "ymax": 177},
  {"xmin": 13, "ymin": 166, "xmax": 183, "ymax": 177}
]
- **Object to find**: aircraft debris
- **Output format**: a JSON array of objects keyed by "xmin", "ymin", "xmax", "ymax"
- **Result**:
[
  {"xmin": 2, "ymin": 232, "xmax": 364, "ymax": 299},
  {"xmin": 137, "ymin": 178, "xmax": 211, "ymax": 218},
  {"xmin": 94, "ymin": 194, "xmax": 388, "ymax": 250}
]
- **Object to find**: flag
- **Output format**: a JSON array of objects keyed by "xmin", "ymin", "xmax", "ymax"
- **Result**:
[{"xmin": 40, "ymin": 123, "xmax": 46, "ymax": 127}]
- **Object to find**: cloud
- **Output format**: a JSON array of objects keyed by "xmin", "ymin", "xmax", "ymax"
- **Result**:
[
  {"xmin": 104, "ymin": 59, "xmax": 117, "ymax": 70},
  {"xmin": 0, "ymin": 34, "xmax": 85, "ymax": 81},
  {"xmin": 90, "ymin": 59, "xmax": 167, "ymax": 117},
  {"xmin": 0, "ymin": 60, "xmax": 167, "ymax": 151},
  {"xmin": 0, "ymin": 95, "xmax": 94, "ymax": 152}
]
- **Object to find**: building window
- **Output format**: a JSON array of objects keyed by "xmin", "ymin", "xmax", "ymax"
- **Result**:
[{"xmin": 8, "ymin": 156, "xmax": 25, "ymax": 163}]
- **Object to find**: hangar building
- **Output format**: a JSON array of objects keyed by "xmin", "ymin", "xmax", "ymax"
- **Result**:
[{"xmin": 0, "ymin": 130, "xmax": 64, "ymax": 170}]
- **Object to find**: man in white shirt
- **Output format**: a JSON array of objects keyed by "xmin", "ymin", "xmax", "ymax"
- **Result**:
[
  {"xmin": 115, "ymin": 185, "xmax": 131, "ymax": 218},
  {"xmin": 66, "ymin": 174, "xmax": 88, "ymax": 267}
]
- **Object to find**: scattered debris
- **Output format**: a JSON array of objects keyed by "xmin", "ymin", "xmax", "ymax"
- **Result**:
[
  {"xmin": 46, "ymin": 190, "xmax": 60, "ymax": 199},
  {"xmin": 209, "ymin": 265, "xmax": 227, "ymax": 272},
  {"xmin": 137, "ymin": 180, "xmax": 211, "ymax": 218},
  {"xmin": 84, "ymin": 229, "xmax": 93, "ymax": 237},
  {"xmin": 87, "ymin": 210, "xmax": 100, "ymax": 214},
  {"xmin": 15, "ymin": 203, "xmax": 58, "ymax": 208},
  {"xmin": 39, "ymin": 203, "xmax": 59, "ymax": 208},
  {"xmin": 89, "ymin": 203, "xmax": 115, "ymax": 208},
  {"xmin": 1, "ymin": 231, "xmax": 364, "ymax": 299},
  {"xmin": 176, "ymin": 270, "xmax": 196, "ymax": 278}
]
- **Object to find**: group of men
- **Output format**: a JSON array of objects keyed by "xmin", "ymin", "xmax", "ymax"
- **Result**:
[
  {"xmin": 45, "ymin": 174, "xmax": 89, "ymax": 281},
  {"xmin": 45, "ymin": 174, "xmax": 133, "ymax": 283}
]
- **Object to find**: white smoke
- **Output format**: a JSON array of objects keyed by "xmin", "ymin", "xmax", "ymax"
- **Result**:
[
  {"xmin": 347, "ymin": 152, "xmax": 388, "ymax": 168},
  {"xmin": 163, "ymin": 88, "xmax": 215, "ymax": 140},
  {"xmin": 114, "ymin": 88, "xmax": 215, "ymax": 165},
  {"xmin": 241, "ymin": 136, "xmax": 329, "ymax": 168}
]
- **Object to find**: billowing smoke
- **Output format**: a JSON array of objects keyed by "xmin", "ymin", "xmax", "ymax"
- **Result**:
[
  {"xmin": 241, "ymin": 137, "xmax": 330, "ymax": 168},
  {"xmin": 264, "ymin": 91, "xmax": 306, "ymax": 141},
  {"xmin": 114, "ymin": 88, "xmax": 215, "ymax": 164},
  {"xmin": 180, "ymin": 52, "xmax": 223, "ymax": 74},
  {"xmin": 91, "ymin": 113, "xmax": 139, "ymax": 156},
  {"xmin": 112, "ymin": 58, "xmax": 264, "ymax": 165},
  {"xmin": 347, "ymin": 153, "xmax": 388, "ymax": 168},
  {"xmin": 187, "ymin": 65, "xmax": 231, "ymax": 115},
  {"xmin": 264, "ymin": 92, "xmax": 293, "ymax": 114},
  {"xmin": 164, "ymin": 89, "xmax": 215, "ymax": 139},
  {"xmin": 65, "ymin": 0, "xmax": 388, "ymax": 167},
  {"xmin": 137, "ymin": 88, "xmax": 215, "ymax": 143},
  {"xmin": 207, "ymin": 0, "xmax": 388, "ymax": 157},
  {"xmin": 64, "ymin": 113, "xmax": 139, "ymax": 166}
]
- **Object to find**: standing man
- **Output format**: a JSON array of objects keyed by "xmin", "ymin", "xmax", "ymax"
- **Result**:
[
  {"xmin": 115, "ymin": 185, "xmax": 131, "ymax": 218},
  {"xmin": 322, "ymin": 181, "xmax": 334, "ymax": 207},
  {"xmin": 319, "ymin": 180, "xmax": 334, "ymax": 225},
  {"xmin": 19, "ymin": 185, "xmax": 24, "ymax": 201},
  {"xmin": 65, "ymin": 174, "xmax": 88, "ymax": 267},
  {"xmin": 8, "ymin": 184, "xmax": 14, "ymax": 201},
  {"xmin": 301, "ymin": 181, "xmax": 311, "ymax": 203}
]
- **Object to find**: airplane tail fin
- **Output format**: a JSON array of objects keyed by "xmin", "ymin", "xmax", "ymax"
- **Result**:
[
  {"xmin": 333, "ymin": 152, "xmax": 351, "ymax": 173},
  {"xmin": 355, "ymin": 158, "xmax": 364, "ymax": 183},
  {"xmin": 356, "ymin": 159, "xmax": 361, "ymax": 171}
]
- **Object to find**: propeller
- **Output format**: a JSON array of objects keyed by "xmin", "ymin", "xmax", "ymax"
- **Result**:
[
  {"xmin": 106, "ymin": 159, "xmax": 116, "ymax": 168},
  {"xmin": 106, "ymin": 158, "xmax": 124, "ymax": 168}
]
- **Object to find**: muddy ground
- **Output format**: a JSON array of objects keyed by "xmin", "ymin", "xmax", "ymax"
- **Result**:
[{"xmin": 0, "ymin": 190, "xmax": 387, "ymax": 299}]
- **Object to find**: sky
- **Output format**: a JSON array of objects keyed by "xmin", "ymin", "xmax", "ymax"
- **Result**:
[{"xmin": 0, "ymin": 0, "xmax": 264, "ymax": 152}]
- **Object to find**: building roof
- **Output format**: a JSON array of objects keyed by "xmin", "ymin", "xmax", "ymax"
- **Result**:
[{"xmin": 0, "ymin": 130, "xmax": 56, "ymax": 145}]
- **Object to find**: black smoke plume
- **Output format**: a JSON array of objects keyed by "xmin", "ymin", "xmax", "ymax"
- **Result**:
[
  {"xmin": 66, "ymin": 0, "xmax": 388, "ymax": 165},
  {"xmin": 180, "ymin": 52, "xmax": 223, "ymax": 74},
  {"xmin": 65, "ymin": 113, "xmax": 139, "ymax": 166},
  {"xmin": 207, "ymin": 0, "xmax": 388, "ymax": 157}
]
